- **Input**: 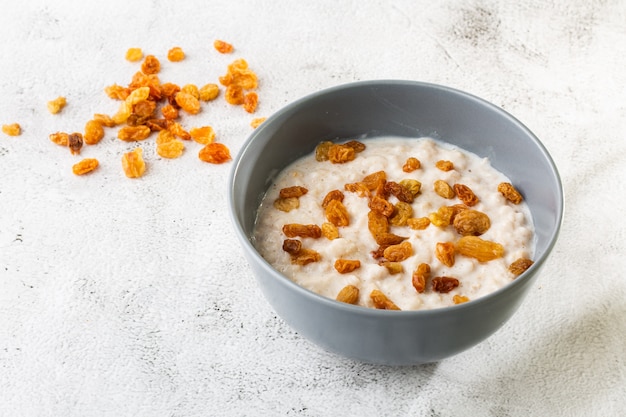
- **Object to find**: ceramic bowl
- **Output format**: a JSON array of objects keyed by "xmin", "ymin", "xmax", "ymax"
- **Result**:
[{"xmin": 228, "ymin": 80, "xmax": 563, "ymax": 365}]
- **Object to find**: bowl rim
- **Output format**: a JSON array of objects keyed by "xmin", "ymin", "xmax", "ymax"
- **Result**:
[{"xmin": 228, "ymin": 79, "xmax": 564, "ymax": 317}]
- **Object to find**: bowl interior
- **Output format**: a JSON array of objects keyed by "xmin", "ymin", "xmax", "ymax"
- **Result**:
[{"xmin": 231, "ymin": 80, "xmax": 562, "ymax": 264}]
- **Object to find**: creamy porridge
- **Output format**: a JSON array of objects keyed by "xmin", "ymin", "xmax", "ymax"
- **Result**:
[{"xmin": 253, "ymin": 137, "xmax": 535, "ymax": 311}]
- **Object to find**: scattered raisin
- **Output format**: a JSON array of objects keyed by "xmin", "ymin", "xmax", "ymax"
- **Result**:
[
  {"xmin": 121, "ymin": 148, "xmax": 146, "ymax": 178},
  {"xmin": 2, "ymin": 123, "xmax": 21, "ymax": 136},
  {"xmin": 454, "ymin": 184, "xmax": 479, "ymax": 206},
  {"xmin": 198, "ymin": 143, "xmax": 231, "ymax": 164},
  {"xmin": 432, "ymin": 277, "xmax": 460, "ymax": 293},
  {"xmin": 334, "ymin": 259, "xmax": 361, "ymax": 274},
  {"xmin": 47, "ymin": 96, "xmax": 67, "ymax": 114},
  {"xmin": 72, "ymin": 158, "xmax": 99, "ymax": 175},
  {"xmin": 453, "ymin": 209, "xmax": 491, "ymax": 236},
  {"xmin": 328, "ymin": 144, "xmax": 356, "ymax": 164},
  {"xmin": 402, "ymin": 157, "xmax": 420, "ymax": 172},
  {"xmin": 141, "ymin": 55, "xmax": 161, "ymax": 75},
  {"xmin": 325, "ymin": 199, "xmax": 350, "ymax": 227},
  {"xmin": 383, "ymin": 241, "xmax": 413, "ymax": 262},
  {"xmin": 498, "ymin": 182, "xmax": 523, "ymax": 204},
  {"xmin": 434, "ymin": 180, "xmax": 455, "ymax": 199},
  {"xmin": 321, "ymin": 189, "xmax": 344, "ymax": 208},
  {"xmin": 83, "ymin": 120, "xmax": 104, "ymax": 145},
  {"xmin": 336, "ymin": 285, "xmax": 360, "ymax": 304},
  {"xmin": 282, "ymin": 224, "xmax": 322, "ymax": 239},
  {"xmin": 279, "ymin": 186, "xmax": 308, "ymax": 199},
  {"xmin": 167, "ymin": 46, "xmax": 185, "ymax": 62},
  {"xmin": 214, "ymin": 39, "xmax": 234, "ymax": 54},
  {"xmin": 435, "ymin": 242, "xmax": 456, "ymax": 267},
  {"xmin": 273, "ymin": 197, "xmax": 299, "ymax": 212},
  {"xmin": 282, "ymin": 239, "xmax": 302, "ymax": 255},
  {"xmin": 68, "ymin": 133, "xmax": 83, "ymax": 155},
  {"xmin": 456, "ymin": 236, "xmax": 504, "ymax": 262},
  {"xmin": 509, "ymin": 258, "xmax": 534, "ymax": 276},
  {"xmin": 321, "ymin": 222, "xmax": 339, "ymax": 240},
  {"xmin": 412, "ymin": 263, "xmax": 430, "ymax": 293},
  {"xmin": 436, "ymin": 160, "xmax": 454, "ymax": 171},
  {"xmin": 370, "ymin": 289, "xmax": 400, "ymax": 310}
]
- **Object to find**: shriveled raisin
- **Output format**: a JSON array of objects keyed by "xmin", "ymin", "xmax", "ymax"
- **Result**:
[
  {"xmin": 369, "ymin": 195, "xmax": 394, "ymax": 217},
  {"xmin": 328, "ymin": 144, "xmax": 356, "ymax": 164},
  {"xmin": 429, "ymin": 206, "xmax": 455, "ymax": 227},
  {"xmin": 198, "ymin": 143, "xmax": 231, "ymax": 164},
  {"xmin": 125, "ymin": 47, "xmax": 143, "ymax": 62},
  {"xmin": 344, "ymin": 140, "xmax": 366, "ymax": 153},
  {"xmin": 156, "ymin": 139, "xmax": 185, "ymax": 159},
  {"xmin": 273, "ymin": 197, "xmax": 299, "ymax": 212},
  {"xmin": 282, "ymin": 239, "xmax": 302, "ymax": 255},
  {"xmin": 199, "ymin": 83, "xmax": 220, "ymax": 101},
  {"xmin": 167, "ymin": 46, "xmax": 185, "ymax": 62},
  {"xmin": 321, "ymin": 222, "xmax": 339, "ymax": 240},
  {"xmin": 403, "ymin": 157, "xmax": 420, "ymax": 172},
  {"xmin": 68, "ymin": 133, "xmax": 83, "ymax": 155},
  {"xmin": 250, "ymin": 117, "xmax": 266, "ymax": 129},
  {"xmin": 141, "ymin": 55, "xmax": 161, "ymax": 74},
  {"xmin": 336, "ymin": 285, "xmax": 359, "ymax": 304},
  {"xmin": 432, "ymin": 277, "xmax": 460, "ymax": 293},
  {"xmin": 83, "ymin": 120, "xmax": 104, "ymax": 145},
  {"xmin": 279, "ymin": 186, "xmax": 308, "ymax": 199},
  {"xmin": 118, "ymin": 125, "xmax": 151, "ymax": 141},
  {"xmin": 434, "ymin": 180, "xmax": 456, "ymax": 199},
  {"xmin": 362, "ymin": 171, "xmax": 386, "ymax": 191},
  {"xmin": 321, "ymin": 189, "xmax": 344, "ymax": 208},
  {"xmin": 381, "ymin": 261, "xmax": 403, "ymax": 274},
  {"xmin": 72, "ymin": 158, "xmax": 99, "ymax": 175},
  {"xmin": 453, "ymin": 295, "xmax": 470, "ymax": 304},
  {"xmin": 389, "ymin": 201, "xmax": 413, "ymax": 226},
  {"xmin": 282, "ymin": 224, "xmax": 322, "ymax": 239},
  {"xmin": 243, "ymin": 92, "xmax": 258, "ymax": 113},
  {"xmin": 384, "ymin": 181, "xmax": 414, "ymax": 203},
  {"xmin": 49, "ymin": 132, "xmax": 69, "ymax": 146},
  {"xmin": 453, "ymin": 209, "xmax": 491, "ymax": 236},
  {"xmin": 344, "ymin": 182, "xmax": 370, "ymax": 198},
  {"xmin": 290, "ymin": 248, "xmax": 321, "ymax": 265},
  {"xmin": 509, "ymin": 258, "xmax": 534, "ymax": 276},
  {"xmin": 407, "ymin": 217, "xmax": 431, "ymax": 230},
  {"xmin": 454, "ymin": 184, "xmax": 479, "ymax": 206},
  {"xmin": 167, "ymin": 121, "xmax": 191, "ymax": 140},
  {"xmin": 214, "ymin": 39, "xmax": 234, "ymax": 54},
  {"xmin": 383, "ymin": 241, "xmax": 413, "ymax": 262},
  {"xmin": 456, "ymin": 236, "xmax": 504, "ymax": 262},
  {"xmin": 161, "ymin": 104, "xmax": 179, "ymax": 120},
  {"xmin": 435, "ymin": 242, "xmax": 456, "ymax": 267},
  {"xmin": 399, "ymin": 179, "xmax": 421, "ymax": 199},
  {"xmin": 156, "ymin": 129, "xmax": 176, "ymax": 144},
  {"xmin": 315, "ymin": 141, "xmax": 333, "ymax": 161},
  {"xmin": 175, "ymin": 92, "xmax": 201, "ymax": 115},
  {"xmin": 370, "ymin": 289, "xmax": 400, "ymax": 310},
  {"xmin": 325, "ymin": 199, "xmax": 350, "ymax": 227},
  {"xmin": 181, "ymin": 84, "xmax": 200, "ymax": 99},
  {"xmin": 2, "ymin": 123, "xmax": 21, "ymax": 136},
  {"xmin": 498, "ymin": 182, "xmax": 523, "ymax": 204},
  {"xmin": 121, "ymin": 148, "xmax": 146, "ymax": 178},
  {"xmin": 334, "ymin": 259, "xmax": 361, "ymax": 274},
  {"xmin": 93, "ymin": 114, "xmax": 116, "ymax": 127},
  {"xmin": 225, "ymin": 85, "xmax": 244, "ymax": 105},
  {"xmin": 368, "ymin": 210, "xmax": 407, "ymax": 245},
  {"xmin": 189, "ymin": 126, "xmax": 216, "ymax": 145},
  {"xmin": 436, "ymin": 160, "xmax": 454, "ymax": 171},
  {"xmin": 47, "ymin": 96, "xmax": 67, "ymax": 114},
  {"xmin": 412, "ymin": 263, "xmax": 430, "ymax": 293}
]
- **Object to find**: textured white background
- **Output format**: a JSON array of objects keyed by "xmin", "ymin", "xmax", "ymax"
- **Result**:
[{"xmin": 1, "ymin": 1, "xmax": 625, "ymax": 416}]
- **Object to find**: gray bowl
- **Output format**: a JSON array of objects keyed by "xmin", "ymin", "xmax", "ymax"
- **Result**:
[{"xmin": 228, "ymin": 80, "xmax": 563, "ymax": 365}]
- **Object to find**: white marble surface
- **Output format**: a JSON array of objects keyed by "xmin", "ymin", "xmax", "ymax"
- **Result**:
[{"xmin": 1, "ymin": 1, "xmax": 625, "ymax": 416}]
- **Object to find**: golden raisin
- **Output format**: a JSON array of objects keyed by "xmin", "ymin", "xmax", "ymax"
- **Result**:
[
  {"xmin": 435, "ymin": 242, "xmax": 456, "ymax": 267},
  {"xmin": 282, "ymin": 224, "xmax": 322, "ymax": 239},
  {"xmin": 453, "ymin": 295, "xmax": 470, "ymax": 304},
  {"xmin": 369, "ymin": 195, "xmax": 394, "ymax": 217},
  {"xmin": 243, "ymin": 92, "xmax": 259, "ymax": 113},
  {"xmin": 384, "ymin": 181, "xmax": 414, "ymax": 203},
  {"xmin": 198, "ymin": 142, "xmax": 231, "ymax": 164},
  {"xmin": 389, "ymin": 201, "xmax": 413, "ymax": 226},
  {"xmin": 250, "ymin": 117, "xmax": 266, "ymax": 129},
  {"xmin": 315, "ymin": 141, "xmax": 333, "ymax": 161},
  {"xmin": 118, "ymin": 125, "xmax": 151, "ymax": 141},
  {"xmin": 224, "ymin": 85, "xmax": 244, "ymax": 105},
  {"xmin": 321, "ymin": 222, "xmax": 339, "ymax": 240},
  {"xmin": 381, "ymin": 261, "xmax": 403, "ymax": 274},
  {"xmin": 2, "ymin": 123, "xmax": 21, "ymax": 136},
  {"xmin": 141, "ymin": 55, "xmax": 161, "ymax": 75},
  {"xmin": 290, "ymin": 248, "xmax": 321, "ymax": 265},
  {"xmin": 370, "ymin": 289, "xmax": 400, "ymax": 310},
  {"xmin": 436, "ymin": 160, "xmax": 454, "ymax": 171},
  {"xmin": 336, "ymin": 285, "xmax": 359, "ymax": 304},
  {"xmin": 167, "ymin": 121, "xmax": 191, "ymax": 140},
  {"xmin": 83, "ymin": 120, "xmax": 104, "ymax": 145},
  {"xmin": 68, "ymin": 133, "xmax": 83, "ymax": 155},
  {"xmin": 133, "ymin": 99, "xmax": 157, "ymax": 118},
  {"xmin": 273, "ymin": 197, "xmax": 299, "ymax": 212},
  {"xmin": 93, "ymin": 113, "xmax": 116, "ymax": 127},
  {"xmin": 453, "ymin": 209, "xmax": 491, "ymax": 236},
  {"xmin": 189, "ymin": 126, "xmax": 216, "ymax": 145},
  {"xmin": 156, "ymin": 129, "xmax": 176, "ymax": 145},
  {"xmin": 399, "ymin": 179, "xmax": 422, "ymax": 199},
  {"xmin": 456, "ymin": 236, "xmax": 504, "ymax": 262},
  {"xmin": 199, "ymin": 83, "xmax": 220, "ymax": 101},
  {"xmin": 72, "ymin": 158, "xmax": 99, "ymax": 175},
  {"xmin": 362, "ymin": 171, "xmax": 386, "ymax": 191},
  {"xmin": 344, "ymin": 140, "xmax": 366, "ymax": 153},
  {"xmin": 321, "ymin": 189, "xmax": 344, "ymax": 208},
  {"xmin": 181, "ymin": 84, "xmax": 200, "ymax": 99},
  {"xmin": 454, "ymin": 184, "xmax": 479, "ymax": 206},
  {"xmin": 214, "ymin": 39, "xmax": 234, "ymax": 54},
  {"xmin": 156, "ymin": 139, "xmax": 185, "ymax": 159},
  {"xmin": 402, "ymin": 157, "xmax": 420, "ymax": 172},
  {"xmin": 161, "ymin": 104, "xmax": 179, "ymax": 120},
  {"xmin": 325, "ymin": 199, "xmax": 350, "ymax": 227},
  {"xmin": 368, "ymin": 210, "xmax": 407, "ymax": 246},
  {"xmin": 412, "ymin": 263, "xmax": 430, "ymax": 293},
  {"xmin": 49, "ymin": 132, "xmax": 69, "ymax": 146},
  {"xmin": 328, "ymin": 144, "xmax": 356, "ymax": 164},
  {"xmin": 344, "ymin": 182, "xmax": 370, "ymax": 198},
  {"xmin": 121, "ymin": 148, "xmax": 146, "ymax": 178},
  {"xmin": 279, "ymin": 186, "xmax": 308, "ymax": 199},
  {"xmin": 125, "ymin": 47, "xmax": 143, "ymax": 62},
  {"xmin": 509, "ymin": 258, "xmax": 534, "ymax": 276},
  {"xmin": 434, "ymin": 180, "xmax": 456, "ymax": 199},
  {"xmin": 498, "ymin": 182, "xmax": 524, "ymax": 204},
  {"xmin": 175, "ymin": 92, "xmax": 201, "ymax": 115},
  {"xmin": 383, "ymin": 241, "xmax": 413, "ymax": 262},
  {"xmin": 407, "ymin": 217, "xmax": 431, "ymax": 230},
  {"xmin": 334, "ymin": 259, "xmax": 361, "ymax": 274},
  {"xmin": 167, "ymin": 46, "xmax": 185, "ymax": 62},
  {"xmin": 47, "ymin": 96, "xmax": 67, "ymax": 114},
  {"xmin": 432, "ymin": 277, "xmax": 460, "ymax": 293},
  {"xmin": 429, "ymin": 206, "xmax": 455, "ymax": 227}
]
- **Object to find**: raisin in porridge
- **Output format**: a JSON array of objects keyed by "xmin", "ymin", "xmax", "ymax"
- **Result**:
[{"xmin": 253, "ymin": 137, "xmax": 535, "ymax": 311}]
